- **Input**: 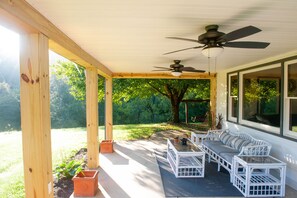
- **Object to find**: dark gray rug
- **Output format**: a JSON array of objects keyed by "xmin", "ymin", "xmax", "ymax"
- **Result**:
[{"xmin": 155, "ymin": 150, "xmax": 243, "ymax": 197}]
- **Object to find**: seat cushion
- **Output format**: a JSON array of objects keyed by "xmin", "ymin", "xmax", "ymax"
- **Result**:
[
  {"xmin": 220, "ymin": 152, "xmax": 239, "ymax": 164},
  {"xmin": 225, "ymin": 136, "xmax": 238, "ymax": 147},
  {"xmin": 238, "ymin": 141, "xmax": 252, "ymax": 151},
  {"xmin": 219, "ymin": 132, "xmax": 232, "ymax": 144},
  {"xmin": 203, "ymin": 140, "xmax": 223, "ymax": 148},
  {"xmin": 204, "ymin": 140, "xmax": 239, "ymax": 154},
  {"xmin": 230, "ymin": 137, "xmax": 249, "ymax": 151}
]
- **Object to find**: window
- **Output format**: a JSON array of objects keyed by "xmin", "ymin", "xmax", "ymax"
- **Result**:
[
  {"xmin": 239, "ymin": 64, "xmax": 281, "ymax": 134},
  {"xmin": 228, "ymin": 74, "xmax": 238, "ymax": 122},
  {"xmin": 227, "ymin": 58, "xmax": 297, "ymax": 140},
  {"xmin": 284, "ymin": 60, "xmax": 297, "ymax": 138}
]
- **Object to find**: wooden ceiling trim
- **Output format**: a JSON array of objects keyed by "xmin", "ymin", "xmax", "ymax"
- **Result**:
[{"xmin": 112, "ymin": 72, "xmax": 216, "ymax": 79}]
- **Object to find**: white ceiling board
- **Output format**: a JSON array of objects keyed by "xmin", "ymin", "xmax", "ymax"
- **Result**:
[{"xmin": 26, "ymin": 0, "xmax": 297, "ymax": 73}]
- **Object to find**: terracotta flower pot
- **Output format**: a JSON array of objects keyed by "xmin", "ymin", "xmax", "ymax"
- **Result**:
[
  {"xmin": 100, "ymin": 140, "xmax": 113, "ymax": 153},
  {"xmin": 174, "ymin": 137, "xmax": 179, "ymax": 144},
  {"xmin": 72, "ymin": 170, "xmax": 99, "ymax": 197}
]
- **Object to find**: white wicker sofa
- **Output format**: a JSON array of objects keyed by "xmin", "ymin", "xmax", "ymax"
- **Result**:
[{"xmin": 202, "ymin": 129, "xmax": 272, "ymax": 178}]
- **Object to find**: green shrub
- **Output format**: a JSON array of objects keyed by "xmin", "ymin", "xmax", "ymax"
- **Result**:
[{"xmin": 54, "ymin": 159, "xmax": 84, "ymax": 179}]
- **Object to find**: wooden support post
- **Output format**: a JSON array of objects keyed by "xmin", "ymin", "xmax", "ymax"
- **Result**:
[
  {"xmin": 210, "ymin": 76, "xmax": 217, "ymax": 128},
  {"xmin": 86, "ymin": 67, "xmax": 99, "ymax": 168},
  {"xmin": 19, "ymin": 33, "xmax": 53, "ymax": 198},
  {"xmin": 105, "ymin": 77, "xmax": 113, "ymax": 140}
]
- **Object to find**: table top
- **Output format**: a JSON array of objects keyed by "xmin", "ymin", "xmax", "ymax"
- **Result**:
[
  {"xmin": 191, "ymin": 131, "xmax": 208, "ymax": 134},
  {"xmin": 236, "ymin": 155, "xmax": 285, "ymax": 164},
  {"xmin": 168, "ymin": 139, "xmax": 202, "ymax": 152}
]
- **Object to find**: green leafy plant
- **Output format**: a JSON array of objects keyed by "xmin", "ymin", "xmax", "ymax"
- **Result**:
[{"xmin": 54, "ymin": 159, "xmax": 84, "ymax": 179}]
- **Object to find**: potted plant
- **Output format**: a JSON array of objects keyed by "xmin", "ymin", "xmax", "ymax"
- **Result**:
[
  {"xmin": 72, "ymin": 170, "xmax": 99, "ymax": 197},
  {"xmin": 54, "ymin": 159, "xmax": 99, "ymax": 197},
  {"xmin": 216, "ymin": 113, "xmax": 224, "ymax": 129},
  {"xmin": 100, "ymin": 140, "xmax": 114, "ymax": 153},
  {"xmin": 181, "ymin": 134, "xmax": 189, "ymax": 145},
  {"xmin": 174, "ymin": 136, "xmax": 179, "ymax": 144}
]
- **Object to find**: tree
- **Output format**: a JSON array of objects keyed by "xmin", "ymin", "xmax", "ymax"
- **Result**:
[
  {"xmin": 53, "ymin": 61, "xmax": 210, "ymax": 123},
  {"xmin": 50, "ymin": 74, "xmax": 87, "ymax": 128},
  {"xmin": 0, "ymin": 58, "xmax": 20, "ymax": 131},
  {"xmin": 143, "ymin": 79, "xmax": 209, "ymax": 123}
]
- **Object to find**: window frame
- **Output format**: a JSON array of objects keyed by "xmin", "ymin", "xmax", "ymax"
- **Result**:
[
  {"xmin": 227, "ymin": 73, "xmax": 238, "ymax": 122},
  {"xmin": 284, "ymin": 60, "xmax": 297, "ymax": 139},
  {"xmin": 238, "ymin": 63, "xmax": 281, "ymax": 134},
  {"xmin": 226, "ymin": 56, "xmax": 297, "ymax": 141}
]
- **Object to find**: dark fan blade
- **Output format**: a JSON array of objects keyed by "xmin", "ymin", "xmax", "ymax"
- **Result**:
[
  {"xmin": 152, "ymin": 69, "xmax": 172, "ymax": 71},
  {"xmin": 163, "ymin": 46, "xmax": 203, "ymax": 55},
  {"xmin": 153, "ymin": 66, "xmax": 172, "ymax": 70},
  {"xmin": 180, "ymin": 67, "xmax": 195, "ymax": 71},
  {"xmin": 184, "ymin": 69, "xmax": 205, "ymax": 73},
  {"xmin": 224, "ymin": 41, "xmax": 270, "ymax": 49},
  {"xmin": 166, "ymin": 37, "xmax": 198, "ymax": 43},
  {"xmin": 180, "ymin": 67, "xmax": 205, "ymax": 72},
  {"xmin": 218, "ymin": 26, "xmax": 261, "ymax": 42}
]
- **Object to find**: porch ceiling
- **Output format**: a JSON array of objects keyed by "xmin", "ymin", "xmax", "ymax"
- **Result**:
[{"xmin": 26, "ymin": 0, "xmax": 297, "ymax": 73}]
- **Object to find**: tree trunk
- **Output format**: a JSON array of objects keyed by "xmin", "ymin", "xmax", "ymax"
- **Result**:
[
  {"xmin": 171, "ymin": 102, "xmax": 180, "ymax": 123},
  {"xmin": 148, "ymin": 82, "xmax": 189, "ymax": 124}
]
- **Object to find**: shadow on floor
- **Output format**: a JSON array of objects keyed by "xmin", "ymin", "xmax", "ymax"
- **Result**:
[
  {"xmin": 101, "ymin": 151, "xmax": 129, "ymax": 165},
  {"xmin": 98, "ymin": 168, "xmax": 131, "ymax": 198}
]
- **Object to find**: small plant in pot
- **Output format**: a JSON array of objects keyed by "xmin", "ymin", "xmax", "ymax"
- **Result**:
[
  {"xmin": 174, "ymin": 136, "xmax": 179, "ymax": 143},
  {"xmin": 55, "ymin": 159, "xmax": 85, "ymax": 180},
  {"xmin": 72, "ymin": 169, "xmax": 99, "ymax": 197},
  {"xmin": 181, "ymin": 134, "xmax": 188, "ymax": 145},
  {"xmin": 54, "ymin": 159, "xmax": 99, "ymax": 197},
  {"xmin": 216, "ymin": 113, "xmax": 224, "ymax": 129}
]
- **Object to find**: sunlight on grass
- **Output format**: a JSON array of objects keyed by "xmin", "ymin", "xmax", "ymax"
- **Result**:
[
  {"xmin": 0, "ymin": 130, "xmax": 88, "ymax": 197},
  {"xmin": 112, "ymin": 123, "xmax": 183, "ymax": 140},
  {"xmin": 0, "ymin": 174, "xmax": 25, "ymax": 198}
]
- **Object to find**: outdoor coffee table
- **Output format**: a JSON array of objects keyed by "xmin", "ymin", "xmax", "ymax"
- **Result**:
[
  {"xmin": 232, "ymin": 155, "xmax": 286, "ymax": 197},
  {"xmin": 167, "ymin": 139, "xmax": 205, "ymax": 178}
]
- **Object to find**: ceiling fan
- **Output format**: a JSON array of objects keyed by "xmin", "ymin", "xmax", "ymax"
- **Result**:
[
  {"xmin": 164, "ymin": 25, "xmax": 270, "ymax": 57},
  {"xmin": 152, "ymin": 60, "xmax": 205, "ymax": 76}
]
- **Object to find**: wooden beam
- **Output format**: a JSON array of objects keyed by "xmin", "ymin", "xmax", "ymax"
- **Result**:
[
  {"xmin": 20, "ymin": 33, "xmax": 53, "ymax": 198},
  {"xmin": 48, "ymin": 40, "xmax": 112, "ymax": 78},
  {"xmin": 210, "ymin": 76, "xmax": 217, "ymax": 128},
  {"xmin": 113, "ymin": 72, "xmax": 216, "ymax": 79},
  {"xmin": 105, "ymin": 77, "xmax": 113, "ymax": 140},
  {"xmin": 0, "ymin": 7, "xmax": 35, "ymax": 34},
  {"xmin": 86, "ymin": 67, "xmax": 99, "ymax": 168},
  {"xmin": 0, "ymin": 0, "xmax": 112, "ymax": 78}
]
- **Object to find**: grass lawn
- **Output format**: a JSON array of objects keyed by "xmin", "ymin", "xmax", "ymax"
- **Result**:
[{"xmin": 0, "ymin": 123, "xmax": 186, "ymax": 197}]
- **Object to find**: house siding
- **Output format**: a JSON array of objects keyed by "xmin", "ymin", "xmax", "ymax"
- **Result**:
[{"xmin": 216, "ymin": 51, "xmax": 297, "ymax": 190}]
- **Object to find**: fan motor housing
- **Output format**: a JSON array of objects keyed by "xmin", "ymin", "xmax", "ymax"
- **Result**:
[{"xmin": 198, "ymin": 25, "xmax": 225, "ymax": 45}]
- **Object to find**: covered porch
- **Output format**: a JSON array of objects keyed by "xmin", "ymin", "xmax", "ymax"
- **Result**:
[
  {"xmin": 1, "ymin": 1, "xmax": 297, "ymax": 197},
  {"xmin": 75, "ymin": 130, "xmax": 297, "ymax": 198}
]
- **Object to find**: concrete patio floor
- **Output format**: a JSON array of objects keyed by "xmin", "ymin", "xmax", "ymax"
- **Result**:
[{"xmin": 71, "ymin": 130, "xmax": 297, "ymax": 198}]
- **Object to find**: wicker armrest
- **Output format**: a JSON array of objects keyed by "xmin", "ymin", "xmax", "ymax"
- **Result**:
[
  {"xmin": 238, "ymin": 144, "xmax": 272, "ymax": 156},
  {"xmin": 203, "ymin": 129, "xmax": 223, "ymax": 141}
]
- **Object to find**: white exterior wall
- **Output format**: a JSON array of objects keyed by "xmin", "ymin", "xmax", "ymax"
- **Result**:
[{"xmin": 216, "ymin": 50, "xmax": 297, "ymax": 190}]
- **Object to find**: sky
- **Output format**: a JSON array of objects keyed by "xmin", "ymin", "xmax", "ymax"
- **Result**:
[
  {"xmin": 0, "ymin": 25, "xmax": 68, "ymax": 67},
  {"xmin": 0, "ymin": 26, "xmax": 19, "ymax": 63}
]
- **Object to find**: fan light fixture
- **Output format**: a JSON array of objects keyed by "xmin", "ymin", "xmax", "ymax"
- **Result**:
[
  {"xmin": 171, "ymin": 71, "xmax": 182, "ymax": 77},
  {"xmin": 201, "ymin": 46, "xmax": 224, "ymax": 58}
]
